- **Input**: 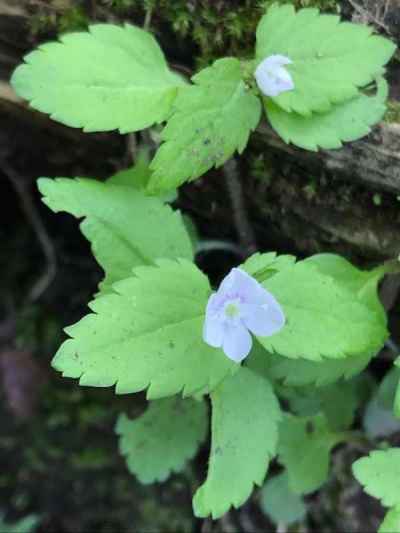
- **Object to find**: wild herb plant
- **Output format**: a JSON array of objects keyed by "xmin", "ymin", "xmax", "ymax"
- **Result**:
[{"xmin": 11, "ymin": 3, "xmax": 399, "ymax": 526}]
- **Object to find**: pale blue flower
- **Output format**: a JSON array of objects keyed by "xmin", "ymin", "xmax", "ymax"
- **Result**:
[
  {"xmin": 255, "ymin": 55, "xmax": 294, "ymax": 97},
  {"xmin": 203, "ymin": 268, "xmax": 285, "ymax": 363}
]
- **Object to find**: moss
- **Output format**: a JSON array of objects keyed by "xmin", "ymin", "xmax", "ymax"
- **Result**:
[
  {"xmin": 385, "ymin": 100, "xmax": 400, "ymax": 123},
  {"xmin": 27, "ymin": 0, "xmax": 340, "ymax": 67}
]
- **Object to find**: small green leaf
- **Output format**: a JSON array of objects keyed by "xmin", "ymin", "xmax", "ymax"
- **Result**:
[
  {"xmin": 379, "ymin": 506, "xmax": 400, "ymax": 533},
  {"xmin": 377, "ymin": 366, "xmax": 400, "ymax": 411},
  {"xmin": 260, "ymin": 472, "xmax": 307, "ymax": 525},
  {"xmin": 363, "ymin": 398, "xmax": 400, "ymax": 439},
  {"xmin": 394, "ymin": 358, "xmax": 400, "ymax": 418},
  {"xmin": 278, "ymin": 413, "xmax": 345, "ymax": 494},
  {"xmin": 353, "ymin": 448, "xmax": 400, "ymax": 507},
  {"xmin": 38, "ymin": 177, "xmax": 192, "ymax": 292},
  {"xmin": 108, "ymin": 149, "xmax": 177, "ymax": 203},
  {"xmin": 268, "ymin": 351, "xmax": 373, "ymax": 387},
  {"xmin": 284, "ymin": 376, "xmax": 371, "ymax": 430},
  {"xmin": 265, "ymin": 78, "xmax": 388, "ymax": 151},
  {"xmin": 148, "ymin": 58, "xmax": 261, "ymax": 193},
  {"xmin": 193, "ymin": 367, "xmax": 281, "ymax": 519},
  {"xmin": 116, "ymin": 397, "xmax": 208, "ymax": 483},
  {"xmin": 258, "ymin": 261, "xmax": 387, "ymax": 361},
  {"xmin": 242, "ymin": 252, "xmax": 296, "ymax": 282},
  {"xmin": 256, "ymin": 4, "xmax": 395, "ymax": 115},
  {"xmin": 12, "ymin": 24, "xmax": 185, "ymax": 133},
  {"xmin": 53, "ymin": 260, "xmax": 238, "ymax": 398}
]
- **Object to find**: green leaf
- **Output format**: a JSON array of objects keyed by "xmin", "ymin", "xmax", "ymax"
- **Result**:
[
  {"xmin": 52, "ymin": 259, "xmax": 238, "ymax": 398},
  {"xmin": 256, "ymin": 4, "xmax": 395, "ymax": 115},
  {"xmin": 379, "ymin": 506, "xmax": 400, "ymax": 533},
  {"xmin": 242, "ymin": 252, "xmax": 296, "ymax": 282},
  {"xmin": 265, "ymin": 78, "xmax": 388, "ymax": 151},
  {"xmin": 116, "ymin": 397, "xmax": 208, "ymax": 483},
  {"xmin": 353, "ymin": 448, "xmax": 400, "ymax": 507},
  {"xmin": 11, "ymin": 24, "xmax": 185, "ymax": 133},
  {"xmin": 284, "ymin": 376, "xmax": 371, "ymax": 430},
  {"xmin": 193, "ymin": 367, "xmax": 281, "ymax": 519},
  {"xmin": 148, "ymin": 58, "xmax": 261, "ymax": 193},
  {"xmin": 38, "ymin": 177, "xmax": 192, "ymax": 292},
  {"xmin": 306, "ymin": 254, "xmax": 386, "ymax": 321},
  {"xmin": 108, "ymin": 149, "xmax": 177, "ymax": 203},
  {"xmin": 394, "ymin": 358, "xmax": 400, "ymax": 418},
  {"xmin": 363, "ymin": 398, "xmax": 400, "ymax": 439},
  {"xmin": 260, "ymin": 472, "xmax": 307, "ymax": 525},
  {"xmin": 377, "ymin": 366, "xmax": 400, "ymax": 411},
  {"xmin": 268, "ymin": 351, "xmax": 373, "ymax": 387},
  {"xmin": 278, "ymin": 413, "xmax": 345, "ymax": 494},
  {"xmin": 0, "ymin": 514, "xmax": 39, "ymax": 533},
  {"xmin": 258, "ymin": 260, "xmax": 387, "ymax": 361}
]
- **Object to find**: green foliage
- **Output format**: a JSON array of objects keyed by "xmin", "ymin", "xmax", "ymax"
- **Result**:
[
  {"xmin": 148, "ymin": 58, "xmax": 261, "ymax": 192},
  {"xmin": 193, "ymin": 367, "xmax": 281, "ymax": 519},
  {"xmin": 379, "ymin": 506, "xmax": 400, "ymax": 533},
  {"xmin": 353, "ymin": 448, "xmax": 400, "ymax": 507},
  {"xmin": 256, "ymin": 4, "xmax": 395, "ymax": 115},
  {"xmin": 0, "ymin": 514, "xmax": 38, "ymax": 533},
  {"xmin": 52, "ymin": 259, "xmax": 238, "ymax": 398},
  {"xmin": 11, "ymin": 24, "xmax": 185, "ymax": 133},
  {"xmin": 260, "ymin": 472, "xmax": 307, "ymax": 525},
  {"xmin": 116, "ymin": 397, "xmax": 208, "ymax": 483},
  {"xmin": 268, "ymin": 351, "xmax": 373, "ymax": 387},
  {"xmin": 258, "ymin": 260, "xmax": 387, "ymax": 361},
  {"xmin": 278, "ymin": 413, "xmax": 346, "ymax": 494},
  {"xmin": 265, "ymin": 78, "xmax": 388, "ymax": 150},
  {"xmin": 283, "ymin": 376, "xmax": 371, "ymax": 430},
  {"xmin": 38, "ymin": 176, "xmax": 192, "ymax": 292},
  {"xmin": 242, "ymin": 251, "xmax": 296, "ymax": 281}
]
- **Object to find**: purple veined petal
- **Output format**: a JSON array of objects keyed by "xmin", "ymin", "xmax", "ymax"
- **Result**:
[
  {"xmin": 222, "ymin": 322, "xmax": 253, "ymax": 363},
  {"xmin": 241, "ymin": 299, "xmax": 285, "ymax": 337},
  {"xmin": 218, "ymin": 268, "xmax": 266, "ymax": 305}
]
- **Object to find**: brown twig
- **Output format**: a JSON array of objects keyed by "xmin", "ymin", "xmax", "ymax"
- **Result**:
[
  {"xmin": 3, "ymin": 162, "xmax": 56, "ymax": 303},
  {"xmin": 223, "ymin": 158, "xmax": 257, "ymax": 259}
]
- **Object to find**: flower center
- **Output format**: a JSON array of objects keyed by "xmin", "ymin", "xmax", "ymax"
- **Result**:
[{"xmin": 224, "ymin": 299, "xmax": 241, "ymax": 319}]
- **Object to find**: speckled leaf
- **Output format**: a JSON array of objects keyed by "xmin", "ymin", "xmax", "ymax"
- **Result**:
[
  {"xmin": 148, "ymin": 58, "xmax": 261, "ymax": 193},
  {"xmin": 193, "ymin": 367, "xmax": 280, "ymax": 518},
  {"xmin": 52, "ymin": 260, "xmax": 238, "ymax": 398}
]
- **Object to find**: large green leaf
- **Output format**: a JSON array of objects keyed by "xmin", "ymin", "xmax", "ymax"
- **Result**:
[
  {"xmin": 38, "ymin": 177, "xmax": 193, "ymax": 292},
  {"xmin": 12, "ymin": 24, "xmax": 185, "ymax": 133},
  {"xmin": 256, "ymin": 4, "xmax": 395, "ymax": 115},
  {"xmin": 116, "ymin": 397, "xmax": 208, "ymax": 483},
  {"xmin": 193, "ymin": 367, "xmax": 281, "ymax": 519},
  {"xmin": 52, "ymin": 259, "xmax": 238, "ymax": 398},
  {"xmin": 353, "ymin": 448, "xmax": 400, "ymax": 507},
  {"xmin": 278, "ymin": 413, "xmax": 345, "ymax": 494},
  {"xmin": 148, "ymin": 58, "xmax": 261, "ymax": 193},
  {"xmin": 265, "ymin": 78, "xmax": 388, "ymax": 151},
  {"xmin": 258, "ymin": 261, "xmax": 387, "ymax": 361}
]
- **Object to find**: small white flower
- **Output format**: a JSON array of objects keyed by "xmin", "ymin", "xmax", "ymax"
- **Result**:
[
  {"xmin": 255, "ymin": 54, "xmax": 294, "ymax": 97},
  {"xmin": 203, "ymin": 268, "xmax": 285, "ymax": 363}
]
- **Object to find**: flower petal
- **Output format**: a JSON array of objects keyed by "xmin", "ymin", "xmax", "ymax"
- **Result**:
[
  {"xmin": 255, "ymin": 54, "xmax": 294, "ymax": 98},
  {"xmin": 222, "ymin": 323, "xmax": 252, "ymax": 363},
  {"xmin": 218, "ymin": 268, "xmax": 265, "ymax": 304},
  {"xmin": 203, "ymin": 294, "xmax": 224, "ymax": 348},
  {"xmin": 242, "ymin": 299, "xmax": 285, "ymax": 337}
]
